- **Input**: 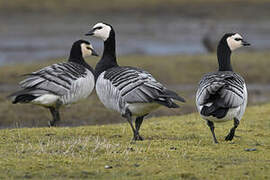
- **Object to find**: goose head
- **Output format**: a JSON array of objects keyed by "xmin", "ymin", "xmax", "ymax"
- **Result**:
[
  {"xmin": 70, "ymin": 40, "xmax": 98, "ymax": 58},
  {"xmin": 85, "ymin": 22, "xmax": 114, "ymax": 41},
  {"xmin": 221, "ymin": 33, "xmax": 250, "ymax": 51},
  {"xmin": 217, "ymin": 33, "xmax": 250, "ymax": 71}
]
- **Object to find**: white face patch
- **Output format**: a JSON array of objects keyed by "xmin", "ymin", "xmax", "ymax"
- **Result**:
[
  {"xmin": 91, "ymin": 23, "xmax": 111, "ymax": 41},
  {"xmin": 226, "ymin": 33, "xmax": 243, "ymax": 51},
  {"xmin": 81, "ymin": 43, "xmax": 93, "ymax": 57}
]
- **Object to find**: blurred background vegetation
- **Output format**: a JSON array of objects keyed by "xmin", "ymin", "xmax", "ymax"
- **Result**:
[
  {"xmin": 0, "ymin": 0, "xmax": 269, "ymax": 15},
  {"xmin": 0, "ymin": 0, "xmax": 270, "ymax": 128}
]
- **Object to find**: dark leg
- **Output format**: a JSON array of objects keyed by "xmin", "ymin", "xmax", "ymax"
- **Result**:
[
  {"xmin": 123, "ymin": 110, "xmax": 142, "ymax": 141},
  {"xmin": 123, "ymin": 110, "xmax": 136, "ymax": 140},
  {"xmin": 135, "ymin": 115, "xmax": 146, "ymax": 141},
  {"xmin": 207, "ymin": 120, "xmax": 218, "ymax": 144},
  {"xmin": 48, "ymin": 107, "xmax": 60, "ymax": 127},
  {"xmin": 225, "ymin": 118, "xmax": 240, "ymax": 141}
]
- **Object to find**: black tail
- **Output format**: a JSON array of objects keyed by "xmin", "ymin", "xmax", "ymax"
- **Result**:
[
  {"xmin": 154, "ymin": 89, "xmax": 185, "ymax": 108},
  {"xmin": 12, "ymin": 94, "xmax": 37, "ymax": 104},
  {"xmin": 8, "ymin": 91, "xmax": 37, "ymax": 104},
  {"xmin": 201, "ymin": 105, "xmax": 217, "ymax": 116},
  {"xmin": 201, "ymin": 105, "xmax": 229, "ymax": 119},
  {"xmin": 155, "ymin": 98, "xmax": 180, "ymax": 108},
  {"xmin": 160, "ymin": 89, "xmax": 186, "ymax": 102}
]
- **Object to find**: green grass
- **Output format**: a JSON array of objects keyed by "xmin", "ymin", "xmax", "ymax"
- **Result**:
[{"xmin": 0, "ymin": 104, "xmax": 269, "ymax": 179}]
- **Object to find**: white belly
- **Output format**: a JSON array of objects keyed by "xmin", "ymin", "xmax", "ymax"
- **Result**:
[
  {"xmin": 127, "ymin": 103, "xmax": 160, "ymax": 116},
  {"xmin": 32, "ymin": 94, "xmax": 60, "ymax": 107}
]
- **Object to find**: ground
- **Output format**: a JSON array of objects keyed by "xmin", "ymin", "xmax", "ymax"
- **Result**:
[{"xmin": 0, "ymin": 104, "xmax": 269, "ymax": 179}]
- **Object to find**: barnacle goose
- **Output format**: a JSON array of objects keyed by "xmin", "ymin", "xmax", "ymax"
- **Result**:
[
  {"xmin": 9, "ymin": 40, "xmax": 98, "ymax": 126},
  {"xmin": 85, "ymin": 22, "xmax": 185, "ymax": 141},
  {"xmin": 196, "ymin": 33, "xmax": 250, "ymax": 143}
]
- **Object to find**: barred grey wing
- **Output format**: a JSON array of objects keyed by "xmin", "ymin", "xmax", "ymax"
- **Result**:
[
  {"xmin": 104, "ymin": 66, "xmax": 166, "ymax": 103},
  {"xmin": 19, "ymin": 62, "xmax": 87, "ymax": 96}
]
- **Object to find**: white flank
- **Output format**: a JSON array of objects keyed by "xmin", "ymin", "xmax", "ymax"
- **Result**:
[
  {"xmin": 61, "ymin": 70, "xmax": 95, "ymax": 105},
  {"xmin": 96, "ymin": 72, "xmax": 122, "ymax": 113},
  {"xmin": 32, "ymin": 94, "xmax": 59, "ymax": 106},
  {"xmin": 126, "ymin": 103, "xmax": 160, "ymax": 116}
]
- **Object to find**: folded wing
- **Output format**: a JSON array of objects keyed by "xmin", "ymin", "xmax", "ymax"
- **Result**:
[
  {"xmin": 19, "ymin": 62, "xmax": 88, "ymax": 96},
  {"xmin": 104, "ymin": 67, "xmax": 185, "ymax": 107}
]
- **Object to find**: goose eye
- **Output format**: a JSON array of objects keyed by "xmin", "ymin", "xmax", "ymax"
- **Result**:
[
  {"xmin": 235, "ymin": 38, "xmax": 242, "ymax": 41},
  {"xmin": 94, "ymin": 26, "xmax": 103, "ymax": 30}
]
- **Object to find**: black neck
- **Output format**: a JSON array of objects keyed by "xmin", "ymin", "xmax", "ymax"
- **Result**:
[
  {"xmin": 68, "ymin": 49, "xmax": 94, "ymax": 73},
  {"xmin": 217, "ymin": 42, "xmax": 233, "ymax": 71},
  {"xmin": 95, "ymin": 31, "xmax": 118, "ymax": 77}
]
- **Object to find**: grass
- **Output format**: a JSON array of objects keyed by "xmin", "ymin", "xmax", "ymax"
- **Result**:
[
  {"xmin": 0, "ymin": 103, "xmax": 269, "ymax": 179},
  {"xmin": 1, "ymin": 52, "xmax": 270, "ymax": 128}
]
